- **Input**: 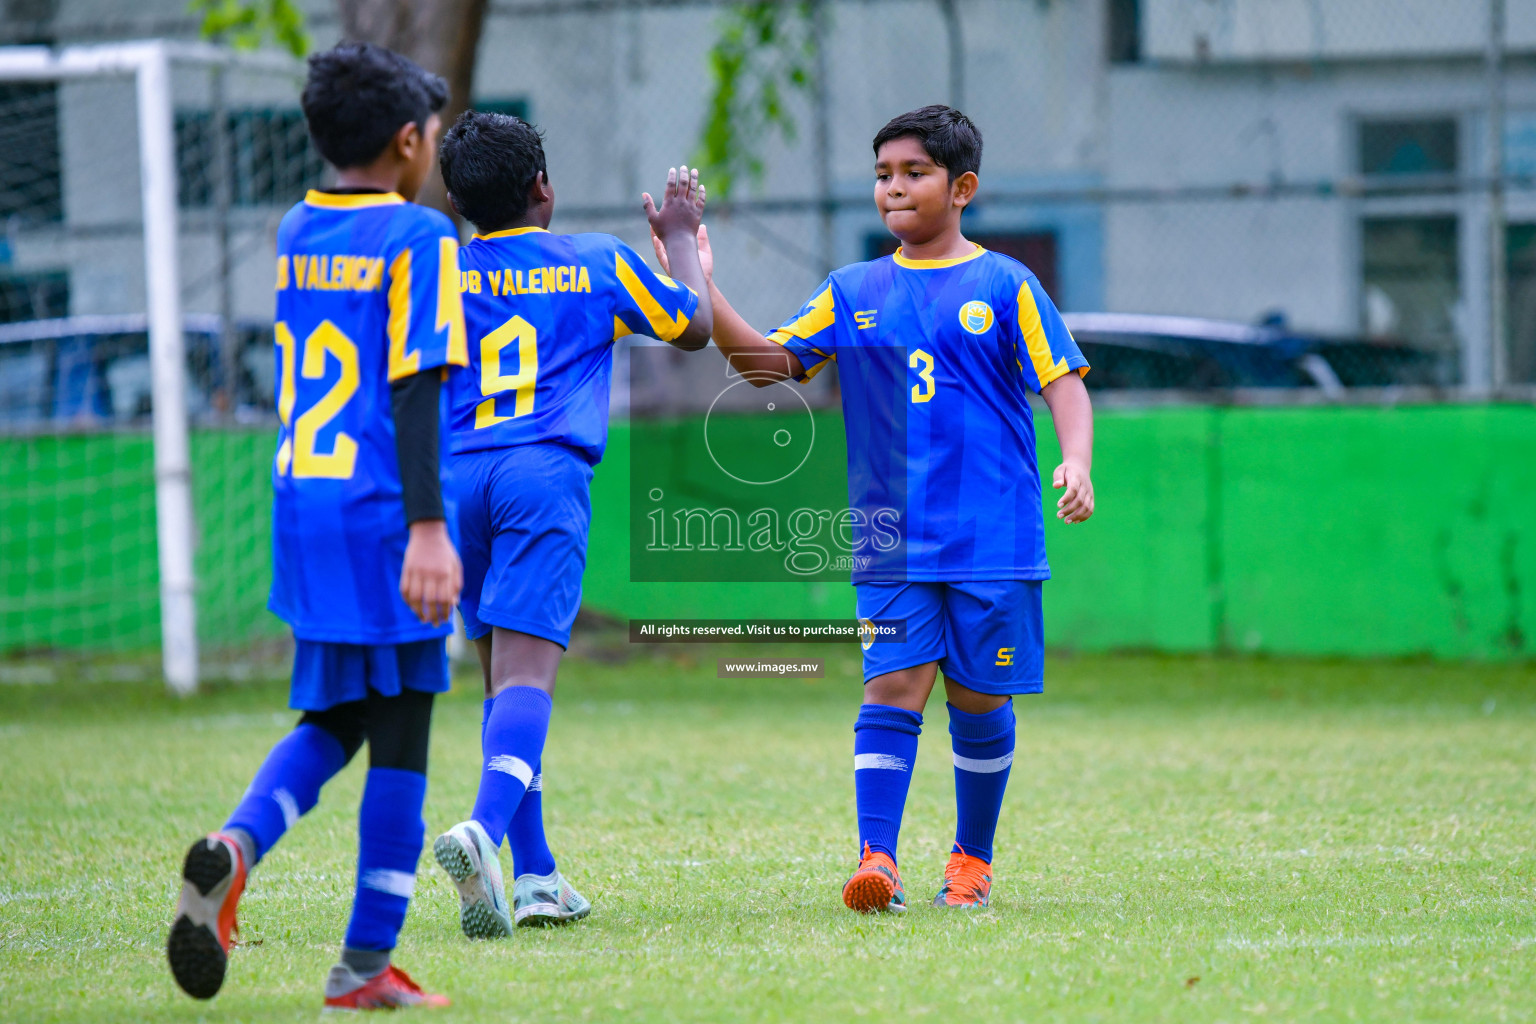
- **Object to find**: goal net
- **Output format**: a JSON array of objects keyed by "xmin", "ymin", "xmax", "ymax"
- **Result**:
[{"xmin": 0, "ymin": 42, "xmax": 311, "ymax": 691}]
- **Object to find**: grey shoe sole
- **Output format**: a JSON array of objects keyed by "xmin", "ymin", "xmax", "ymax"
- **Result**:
[
  {"xmin": 514, "ymin": 900, "xmax": 590, "ymax": 927},
  {"xmin": 167, "ymin": 838, "xmax": 236, "ymax": 999},
  {"xmin": 432, "ymin": 833, "xmax": 511, "ymax": 940}
]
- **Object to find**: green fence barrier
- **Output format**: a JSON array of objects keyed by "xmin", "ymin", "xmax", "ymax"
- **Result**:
[
  {"xmin": 3, "ymin": 405, "xmax": 1532, "ymax": 660},
  {"xmin": 587, "ymin": 404, "xmax": 1536, "ymax": 661},
  {"xmin": 1, "ymin": 430, "xmax": 282, "ymax": 654}
]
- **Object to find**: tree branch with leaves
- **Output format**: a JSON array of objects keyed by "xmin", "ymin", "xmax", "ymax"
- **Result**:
[
  {"xmin": 696, "ymin": 1, "xmax": 821, "ymax": 199},
  {"xmin": 189, "ymin": 0, "xmax": 310, "ymax": 57}
]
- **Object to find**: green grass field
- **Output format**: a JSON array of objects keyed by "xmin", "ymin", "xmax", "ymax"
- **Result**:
[{"xmin": 1, "ymin": 648, "xmax": 1533, "ymax": 1023}]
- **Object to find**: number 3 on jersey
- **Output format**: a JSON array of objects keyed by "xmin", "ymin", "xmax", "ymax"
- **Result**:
[
  {"xmin": 274, "ymin": 319, "xmax": 359, "ymax": 479},
  {"xmin": 475, "ymin": 314, "xmax": 539, "ymax": 428},
  {"xmin": 909, "ymin": 348, "xmax": 936, "ymax": 403}
]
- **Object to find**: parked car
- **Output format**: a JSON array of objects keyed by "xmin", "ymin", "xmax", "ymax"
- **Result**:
[
  {"xmin": 1060, "ymin": 313, "xmax": 1452, "ymax": 392},
  {"xmin": 0, "ymin": 314, "xmax": 274, "ymax": 428}
]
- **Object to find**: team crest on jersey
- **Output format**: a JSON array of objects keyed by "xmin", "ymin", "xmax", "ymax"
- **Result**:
[{"xmin": 959, "ymin": 300, "xmax": 994, "ymax": 334}]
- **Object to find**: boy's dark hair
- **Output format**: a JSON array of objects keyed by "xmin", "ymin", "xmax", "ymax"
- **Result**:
[
  {"xmin": 872, "ymin": 104, "xmax": 983, "ymax": 181},
  {"xmin": 438, "ymin": 110, "xmax": 548, "ymax": 230},
  {"xmin": 301, "ymin": 42, "xmax": 449, "ymax": 170}
]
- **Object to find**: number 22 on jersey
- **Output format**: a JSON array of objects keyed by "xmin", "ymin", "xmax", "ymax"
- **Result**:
[
  {"xmin": 475, "ymin": 314, "xmax": 539, "ymax": 428},
  {"xmin": 275, "ymin": 320, "xmax": 359, "ymax": 479}
]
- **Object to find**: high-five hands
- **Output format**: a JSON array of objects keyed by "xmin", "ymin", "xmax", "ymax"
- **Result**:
[
  {"xmin": 642, "ymin": 165, "xmax": 707, "ymax": 246},
  {"xmin": 639, "ymin": 166, "xmax": 714, "ymax": 350},
  {"xmin": 652, "ymin": 223, "xmax": 714, "ymax": 281}
]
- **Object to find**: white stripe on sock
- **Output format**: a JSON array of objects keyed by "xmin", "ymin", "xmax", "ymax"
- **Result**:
[
  {"xmin": 527, "ymin": 774, "xmax": 542, "ymax": 792},
  {"xmin": 854, "ymin": 753, "xmax": 910, "ymax": 772},
  {"xmin": 361, "ymin": 868, "xmax": 416, "ymax": 899},
  {"xmin": 487, "ymin": 754, "xmax": 534, "ymax": 788},
  {"xmin": 273, "ymin": 787, "xmax": 300, "ymax": 829},
  {"xmin": 953, "ymin": 750, "xmax": 1015, "ymax": 774}
]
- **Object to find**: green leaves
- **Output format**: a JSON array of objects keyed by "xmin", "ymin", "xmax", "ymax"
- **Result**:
[
  {"xmin": 697, "ymin": 1, "xmax": 821, "ymax": 198},
  {"xmin": 188, "ymin": 0, "xmax": 310, "ymax": 58}
]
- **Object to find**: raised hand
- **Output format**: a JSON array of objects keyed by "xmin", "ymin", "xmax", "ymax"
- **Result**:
[
  {"xmin": 651, "ymin": 224, "xmax": 714, "ymax": 281},
  {"xmin": 642, "ymin": 165, "xmax": 707, "ymax": 245}
]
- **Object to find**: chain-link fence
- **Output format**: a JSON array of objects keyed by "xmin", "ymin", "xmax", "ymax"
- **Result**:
[
  {"xmin": 1, "ymin": 0, "xmax": 1533, "ymax": 679},
  {"xmin": 484, "ymin": 0, "xmax": 1536, "ymax": 405},
  {"xmin": 0, "ymin": 44, "xmax": 306, "ymax": 680}
]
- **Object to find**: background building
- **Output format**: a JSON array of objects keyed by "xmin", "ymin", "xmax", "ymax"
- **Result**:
[{"xmin": 3, "ymin": 0, "xmax": 1533, "ymax": 403}]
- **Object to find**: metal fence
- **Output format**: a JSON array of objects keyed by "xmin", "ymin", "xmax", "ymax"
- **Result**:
[{"xmin": 2, "ymin": 0, "xmax": 1535, "ymax": 682}]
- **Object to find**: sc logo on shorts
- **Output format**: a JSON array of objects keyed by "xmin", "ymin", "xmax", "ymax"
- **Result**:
[
  {"xmin": 959, "ymin": 301, "xmax": 994, "ymax": 335},
  {"xmin": 995, "ymin": 646, "xmax": 1015, "ymax": 666},
  {"xmin": 858, "ymin": 618, "xmax": 878, "ymax": 651}
]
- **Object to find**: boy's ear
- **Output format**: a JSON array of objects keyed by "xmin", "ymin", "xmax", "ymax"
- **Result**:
[
  {"xmin": 393, "ymin": 120, "xmax": 422, "ymax": 162},
  {"xmin": 951, "ymin": 170, "xmax": 979, "ymax": 209},
  {"xmin": 446, "ymin": 192, "xmax": 463, "ymax": 218},
  {"xmin": 528, "ymin": 170, "xmax": 553, "ymax": 207}
]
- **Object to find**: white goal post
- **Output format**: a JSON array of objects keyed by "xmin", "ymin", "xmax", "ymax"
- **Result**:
[{"xmin": 0, "ymin": 41, "xmax": 302, "ymax": 695}]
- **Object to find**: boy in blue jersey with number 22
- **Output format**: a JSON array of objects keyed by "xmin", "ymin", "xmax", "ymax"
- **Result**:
[
  {"xmin": 429, "ymin": 111, "xmax": 713, "ymax": 939},
  {"xmin": 655, "ymin": 105, "xmax": 1096, "ymax": 913},
  {"xmin": 168, "ymin": 44, "xmax": 464, "ymax": 1010}
]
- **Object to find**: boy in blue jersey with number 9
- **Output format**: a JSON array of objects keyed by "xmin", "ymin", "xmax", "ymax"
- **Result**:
[
  {"xmin": 429, "ymin": 111, "xmax": 713, "ymax": 938},
  {"xmin": 654, "ymin": 105, "xmax": 1095, "ymax": 913},
  {"xmin": 167, "ymin": 43, "xmax": 465, "ymax": 1009}
]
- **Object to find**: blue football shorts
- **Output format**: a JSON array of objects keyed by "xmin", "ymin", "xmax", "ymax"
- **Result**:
[
  {"xmin": 855, "ymin": 580, "xmax": 1045, "ymax": 695},
  {"xmin": 454, "ymin": 442, "xmax": 594, "ymax": 648},
  {"xmin": 288, "ymin": 637, "xmax": 450, "ymax": 712}
]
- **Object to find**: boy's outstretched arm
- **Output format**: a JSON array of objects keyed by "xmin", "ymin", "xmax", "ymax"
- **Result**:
[
  {"xmin": 643, "ymin": 166, "xmax": 713, "ymax": 350},
  {"xmin": 1040, "ymin": 372, "xmax": 1095, "ymax": 524},
  {"xmin": 651, "ymin": 224, "xmax": 805, "ymax": 386}
]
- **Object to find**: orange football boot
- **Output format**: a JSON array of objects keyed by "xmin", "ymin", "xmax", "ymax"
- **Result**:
[
  {"xmin": 841, "ymin": 842, "xmax": 907, "ymax": 913},
  {"xmin": 932, "ymin": 848, "xmax": 992, "ymax": 908},
  {"xmin": 323, "ymin": 963, "xmax": 450, "ymax": 1010}
]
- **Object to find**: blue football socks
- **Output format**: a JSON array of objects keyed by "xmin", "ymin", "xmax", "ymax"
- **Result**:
[
  {"xmin": 223, "ymin": 723, "xmax": 349, "ymax": 864},
  {"xmin": 471, "ymin": 686, "xmax": 553, "ymax": 848},
  {"xmin": 507, "ymin": 759, "xmax": 557, "ymax": 877},
  {"xmin": 344, "ymin": 767, "xmax": 426, "ymax": 953},
  {"xmin": 948, "ymin": 701, "xmax": 1016, "ymax": 863},
  {"xmin": 853, "ymin": 703, "xmax": 923, "ymax": 863}
]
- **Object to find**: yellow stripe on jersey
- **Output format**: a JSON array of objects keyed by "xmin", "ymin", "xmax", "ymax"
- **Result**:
[
  {"xmin": 766, "ymin": 286, "xmax": 834, "ymax": 352},
  {"xmin": 387, "ymin": 248, "xmax": 417, "ymax": 381},
  {"xmin": 612, "ymin": 316, "xmax": 634, "ymax": 341},
  {"xmin": 766, "ymin": 285, "xmax": 836, "ymax": 380},
  {"xmin": 1016, "ymin": 280, "xmax": 1084, "ymax": 388},
  {"xmin": 437, "ymin": 236, "xmax": 469, "ymax": 368},
  {"xmin": 768, "ymin": 287, "xmax": 841, "ymax": 382},
  {"xmin": 615, "ymin": 251, "xmax": 690, "ymax": 341},
  {"xmin": 892, "ymin": 244, "xmax": 984, "ymax": 269},
  {"xmin": 304, "ymin": 190, "xmax": 405, "ymax": 210},
  {"xmin": 473, "ymin": 226, "xmax": 550, "ymax": 241}
]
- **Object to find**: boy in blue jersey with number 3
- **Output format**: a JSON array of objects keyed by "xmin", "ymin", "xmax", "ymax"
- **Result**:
[
  {"xmin": 654, "ymin": 106, "xmax": 1095, "ymax": 913},
  {"xmin": 167, "ymin": 44, "xmax": 464, "ymax": 1010},
  {"xmin": 429, "ymin": 111, "xmax": 713, "ymax": 939}
]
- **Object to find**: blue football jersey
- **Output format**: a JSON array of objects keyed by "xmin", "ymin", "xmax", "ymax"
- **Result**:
[
  {"xmin": 770, "ymin": 245, "xmax": 1088, "ymax": 582},
  {"xmin": 448, "ymin": 228, "xmax": 698, "ymax": 462},
  {"xmin": 267, "ymin": 190, "xmax": 468, "ymax": 643}
]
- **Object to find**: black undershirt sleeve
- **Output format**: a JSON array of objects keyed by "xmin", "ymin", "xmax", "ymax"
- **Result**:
[{"xmin": 391, "ymin": 370, "xmax": 444, "ymax": 524}]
